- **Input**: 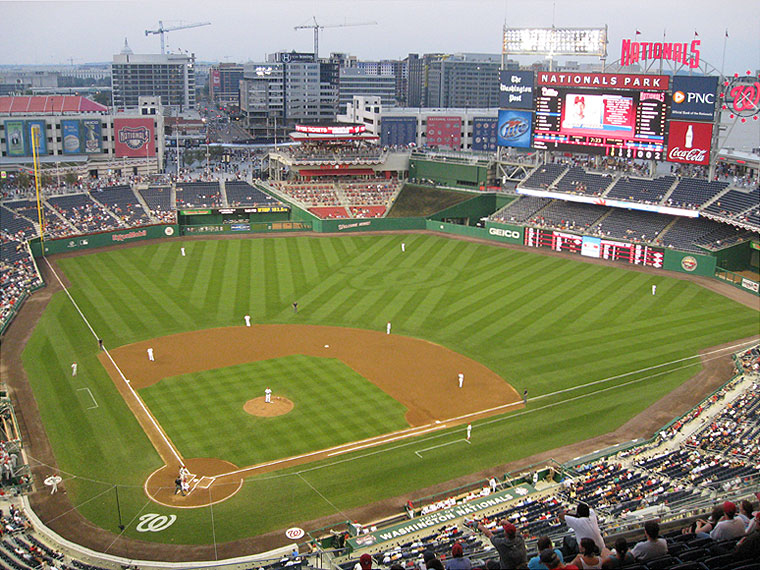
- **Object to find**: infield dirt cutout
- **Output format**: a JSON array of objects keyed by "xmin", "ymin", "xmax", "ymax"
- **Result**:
[{"xmin": 99, "ymin": 324, "xmax": 521, "ymax": 508}]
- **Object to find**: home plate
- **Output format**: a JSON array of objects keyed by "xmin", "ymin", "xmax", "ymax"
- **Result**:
[
  {"xmin": 196, "ymin": 476, "xmax": 215, "ymax": 489},
  {"xmin": 324, "ymin": 345, "xmax": 329, "ymax": 348}
]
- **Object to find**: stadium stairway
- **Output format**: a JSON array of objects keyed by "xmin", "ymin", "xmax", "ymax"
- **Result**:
[
  {"xmin": 88, "ymin": 193, "xmax": 127, "ymax": 227},
  {"xmin": 131, "ymin": 185, "xmax": 154, "ymax": 217},
  {"xmin": 657, "ymin": 177, "xmax": 682, "ymax": 206},
  {"xmin": 43, "ymin": 198, "xmax": 80, "ymax": 235},
  {"xmin": 219, "ymin": 179, "xmax": 230, "ymax": 207}
]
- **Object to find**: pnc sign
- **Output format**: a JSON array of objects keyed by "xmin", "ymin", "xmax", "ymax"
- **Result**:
[{"xmin": 670, "ymin": 76, "xmax": 718, "ymax": 121}]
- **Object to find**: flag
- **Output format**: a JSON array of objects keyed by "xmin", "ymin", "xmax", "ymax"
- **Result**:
[
  {"xmin": 725, "ymin": 29, "xmax": 729, "ymax": 38},
  {"xmin": 635, "ymin": 29, "xmax": 642, "ymax": 35},
  {"xmin": 694, "ymin": 30, "xmax": 699, "ymax": 37}
]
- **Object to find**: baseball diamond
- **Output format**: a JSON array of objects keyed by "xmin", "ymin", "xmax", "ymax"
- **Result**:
[{"xmin": 11, "ymin": 233, "xmax": 760, "ymax": 555}]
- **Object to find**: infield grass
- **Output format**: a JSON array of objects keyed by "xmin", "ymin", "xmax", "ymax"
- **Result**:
[
  {"xmin": 140, "ymin": 356, "xmax": 408, "ymax": 467},
  {"xmin": 21, "ymin": 234, "xmax": 760, "ymax": 544}
]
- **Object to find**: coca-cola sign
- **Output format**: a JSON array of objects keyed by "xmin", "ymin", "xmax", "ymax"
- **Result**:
[{"xmin": 666, "ymin": 121, "xmax": 713, "ymax": 165}]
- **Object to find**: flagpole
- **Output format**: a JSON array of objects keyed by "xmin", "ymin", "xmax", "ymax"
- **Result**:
[
  {"xmin": 721, "ymin": 30, "xmax": 728, "ymax": 77},
  {"xmin": 659, "ymin": 28, "xmax": 665, "ymax": 74}
]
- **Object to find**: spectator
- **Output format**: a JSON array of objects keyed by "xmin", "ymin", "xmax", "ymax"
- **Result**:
[
  {"xmin": 445, "ymin": 542, "xmax": 471, "ymax": 570},
  {"xmin": 528, "ymin": 536, "xmax": 564, "ymax": 570},
  {"xmin": 734, "ymin": 516, "xmax": 760, "ymax": 561},
  {"xmin": 601, "ymin": 538, "xmax": 634, "ymax": 569},
  {"xmin": 355, "ymin": 553, "xmax": 374, "ymax": 570},
  {"xmin": 477, "ymin": 520, "xmax": 528, "ymax": 569},
  {"xmin": 631, "ymin": 520, "xmax": 668, "ymax": 561},
  {"xmin": 738, "ymin": 499, "xmax": 756, "ymax": 527},
  {"xmin": 539, "ymin": 549, "xmax": 579, "ymax": 570},
  {"xmin": 692, "ymin": 505, "xmax": 726, "ymax": 535},
  {"xmin": 570, "ymin": 538, "xmax": 603, "ymax": 570},
  {"xmin": 559, "ymin": 503, "xmax": 605, "ymax": 553},
  {"xmin": 709, "ymin": 501, "xmax": 748, "ymax": 541}
]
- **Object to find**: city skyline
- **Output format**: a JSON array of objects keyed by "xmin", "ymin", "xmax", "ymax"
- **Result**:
[{"xmin": 2, "ymin": 0, "xmax": 759, "ymax": 74}]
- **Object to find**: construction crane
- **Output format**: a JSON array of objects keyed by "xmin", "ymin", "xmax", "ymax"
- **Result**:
[
  {"xmin": 294, "ymin": 17, "xmax": 377, "ymax": 59},
  {"xmin": 145, "ymin": 20, "xmax": 211, "ymax": 54}
]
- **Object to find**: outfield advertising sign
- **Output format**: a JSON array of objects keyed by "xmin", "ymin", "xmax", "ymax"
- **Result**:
[
  {"xmin": 82, "ymin": 119, "xmax": 103, "ymax": 153},
  {"xmin": 26, "ymin": 120, "xmax": 47, "ymax": 155},
  {"xmin": 670, "ymin": 76, "xmax": 718, "ymax": 121},
  {"xmin": 62, "ymin": 120, "xmax": 83, "ymax": 154},
  {"xmin": 5, "ymin": 120, "xmax": 25, "ymax": 156},
  {"xmin": 348, "ymin": 484, "xmax": 535, "ymax": 549},
  {"xmin": 499, "ymin": 70, "xmax": 534, "ymax": 109},
  {"xmin": 485, "ymin": 221, "xmax": 523, "ymax": 244},
  {"xmin": 497, "ymin": 110, "xmax": 532, "ymax": 148}
]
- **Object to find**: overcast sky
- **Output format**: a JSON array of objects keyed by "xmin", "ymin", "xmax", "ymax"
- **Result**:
[{"xmin": 1, "ymin": 0, "xmax": 759, "ymax": 74}]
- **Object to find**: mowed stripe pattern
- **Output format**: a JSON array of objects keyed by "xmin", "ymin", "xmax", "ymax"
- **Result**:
[
  {"xmin": 139, "ymin": 356, "xmax": 408, "ymax": 467},
  {"xmin": 55, "ymin": 235, "xmax": 758, "ymax": 396}
]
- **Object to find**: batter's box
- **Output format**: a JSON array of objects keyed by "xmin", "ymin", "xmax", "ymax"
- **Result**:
[{"xmin": 195, "ymin": 475, "xmax": 215, "ymax": 489}]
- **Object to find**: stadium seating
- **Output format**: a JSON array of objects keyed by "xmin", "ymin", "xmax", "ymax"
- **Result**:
[
  {"xmin": 605, "ymin": 175, "xmax": 676, "ymax": 204},
  {"xmin": 491, "ymin": 196, "xmax": 552, "ymax": 223},
  {"xmin": 225, "ymin": 181, "xmax": 283, "ymax": 207},
  {"xmin": 667, "ymin": 178, "xmax": 729, "ymax": 209},
  {"xmin": 527, "ymin": 200, "xmax": 607, "ymax": 231},
  {"xmin": 704, "ymin": 188, "xmax": 760, "ymax": 220},
  {"xmin": 138, "ymin": 186, "xmax": 176, "ymax": 223},
  {"xmin": 590, "ymin": 209, "xmax": 672, "ymax": 243},
  {"xmin": 175, "ymin": 181, "xmax": 223, "ymax": 208},
  {"xmin": 554, "ymin": 167, "xmax": 616, "ymax": 196},
  {"xmin": 521, "ymin": 164, "xmax": 567, "ymax": 189},
  {"xmin": 47, "ymin": 193, "xmax": 122, "ymax": 234},
  {"xmin": 90, "ymin": 185, "xmax": 151, "ymax": 226},
  {"xmin": 309, "ymin": 206, "xmax": 349, "ymax": 219}
]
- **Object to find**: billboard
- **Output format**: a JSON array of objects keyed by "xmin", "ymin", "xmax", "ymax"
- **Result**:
[
  {"xmin": 471, "ymin": 118, "xmax": 498, "ymax": 152},
  {"xmin": 533, "ymin": 72, "xmax": 668, "ymax": 160},
  {"xmin": 499, "ymin": 70, "xmax": 534, "ymax": 109},
  {"xmin": 380, "ymin": 116, "xmax": 417, "ymax": 147},
  {"xmin": 620, "ymin": 38, "xmax": 701, "ymax": 69},
  {"xmin": 425, "ymin": 116, "xmax": 461, "ymax": 149},
  {"xmin": 5, "ymin": 120, "xmax": 25, "ymax": 157},
  {"xmin": 666, "ymin": 120, "xmax": 713, "ymax": 165},
  {"xmin": 26, "ymin": 120, "xmax": 47, "ymax": 156},
  {"xmin": 497, "ymin": 110, "xmax": 532, "ymax": 148},
  {"xmin": 670, "ymin": 76, "xmax": 718, "ymax": 121},
  {"xmin": 62, "ymin": 120, "xmax": 82, "ymax": 154},
  {"xmin": 82, "ymin": 119, "xmax": 102, "ymax": 153},
  {"xmin": 114, "ymin": 117, "xmax": 155, "ymax": 158}
]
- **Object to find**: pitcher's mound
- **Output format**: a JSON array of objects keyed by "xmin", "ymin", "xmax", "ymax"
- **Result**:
[{"xmin": 244, "ymin": 396, "xmax": 294, "ymax": 417}]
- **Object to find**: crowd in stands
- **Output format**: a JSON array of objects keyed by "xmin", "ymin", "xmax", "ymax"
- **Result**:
[
  {"xmin": 278, "ymin": 142, "xmax": 384, "ymax": 164},
  {"xmin": 342, "ymin": 352, "xmax": 760, "ymax": 570},
  {"xmin": 175, "ymin": 181, "xmax": 223, "ymax": 209}
]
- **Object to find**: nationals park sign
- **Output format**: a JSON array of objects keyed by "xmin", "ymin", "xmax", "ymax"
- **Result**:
[{"xmin": 347, "ymin": 483, "xmax": 535, "ymax": 549}]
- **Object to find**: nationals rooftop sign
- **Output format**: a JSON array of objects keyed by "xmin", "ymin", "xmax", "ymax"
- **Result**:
[{"xmin": 620, "ymin": 39, "xmax": 701, "ymax": 69}]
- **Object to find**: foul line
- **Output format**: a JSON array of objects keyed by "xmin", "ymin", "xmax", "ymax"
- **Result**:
[
  {"xmin": 415, "ymin": 438, "xmax": 469, "ymax": 458},
  {"xmin": 76, "ymin": 387, "xmax": 98, "ymax": 410},
  {"xmin": 44, "ymin": 258, "xmax": 184, "ymax": 467}
]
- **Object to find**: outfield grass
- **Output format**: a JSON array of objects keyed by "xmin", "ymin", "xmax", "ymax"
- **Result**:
[
  {"xmin": 21, "ymin": 234, "xmax": 759, "ymax": 544},
  {"xmin": 140, "ymin": 357, "xmax": 408, "ymax": 467}
]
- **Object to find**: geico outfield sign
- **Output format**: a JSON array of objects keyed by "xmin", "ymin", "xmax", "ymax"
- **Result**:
[{"xmin": 488, "ymin": 226, "xmax": 522, "ymax": 242}]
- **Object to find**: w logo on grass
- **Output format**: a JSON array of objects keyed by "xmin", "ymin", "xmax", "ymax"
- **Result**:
[{"xmin": 136, "ymin": 513, "xmax": 176, "ymax": 532}]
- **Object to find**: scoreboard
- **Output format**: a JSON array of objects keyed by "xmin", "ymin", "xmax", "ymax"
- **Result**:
[
  {"xmin": 524, "ymin": 228, "xmax": 664, "ymax": 268},
  {"xmin": 533, "ymin": 87, "xmax": 668, "ymax": 160}
]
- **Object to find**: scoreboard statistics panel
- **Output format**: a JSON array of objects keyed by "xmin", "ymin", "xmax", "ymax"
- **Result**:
[
  {"xmin": 524, "ymin": 228, "xmax": 664, "ymax": 268},
  {"xmin": 532, "ymin": 72, "xmax": 669, "ymax": 160}
]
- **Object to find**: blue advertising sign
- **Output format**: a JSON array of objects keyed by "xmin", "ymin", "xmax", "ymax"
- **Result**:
[
  {"xmin": 62, "ymin": 120, "xmax": 83, "ymax": 154},
  {"xmin": 670, "ymin": 76, "xmax": 718, "ymax": 121},
  {"xmin": 497, "ymin": 110, "xmax": 533, "ymax": 148},
  {"xmin": 499, "ymin": 70, "xmax": 535, "ymax": 109},
  {"xmin": 26, "ymin": 120, "xmax": 47, "ymax": 156},
  {"xmin": 81, "ymin": 119, "xmax": 102, "ymax": 153},
  {"xmin": 5, "ymin": 120, "xmax": 25, "ymax": 157},
  {"xmin": 380, "ymin": 116, "xmax": 417, "ymax": 146},
  {"xmin": 472, "ymin": 117, "xmax": 498, "ymax": 151}
]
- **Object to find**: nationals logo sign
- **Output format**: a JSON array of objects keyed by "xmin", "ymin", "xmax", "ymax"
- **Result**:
[
  {"xmin": 666, "ymin": 121, "xmax": 712, "ymax": 165},
  {"xmin": 114, "ymin": 117, "xmax": 155, "ymax": 157},
  {"xmin": 721, "ymin": 75, "xmax": 760, "ymax": 118}
]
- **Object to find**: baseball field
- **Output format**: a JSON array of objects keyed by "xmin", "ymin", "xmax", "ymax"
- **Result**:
[{"xmin": 19, "ymin": 233, "xmax": 760, "ymax": 550}]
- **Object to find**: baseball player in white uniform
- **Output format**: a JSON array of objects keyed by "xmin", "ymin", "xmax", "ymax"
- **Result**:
[
  {"xmin": 244, "ymin": 314, "xmax": 251, "ymax": 327},
  {"xmin": 386, "ymin": 321, "xmax": 391, "ymax": 335},
  {"xmin": 181, "ymin": 247, "xmax": 186, "ymax": 257},
  {"xmin": 652, "ymin": 284, "xmax": 657, "ymax": 295},
  {"xmin": 147, "ymin": 348, "xmax": 154, "ymax": 361},
  {"xmin": 458, "ymin": 373, "xmax": 464, "ymax": 388},
  {"xmin": 71, "ymin": 362, "xmax": 77, "ymax": 376},
  {"xmin": 466, "ymin": 424, "xmax": 472, "ymax": 441},
  {"xmin": 265, "ymin": 387, "xmax": 272, "ymax": 403},
  {"xmin": 401, "ymin": 242, "xmax": 405, "ymax": 252}
]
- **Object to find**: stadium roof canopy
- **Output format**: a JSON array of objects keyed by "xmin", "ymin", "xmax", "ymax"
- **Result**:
[{"xmin": 0, "ymin": 96, "xmax": 109, "ymax": 115}]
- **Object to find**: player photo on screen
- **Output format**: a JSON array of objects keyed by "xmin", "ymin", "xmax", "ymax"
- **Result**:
[{"xmin": 560, "ymin": 93, "xmax": 635, "ymax": 137}]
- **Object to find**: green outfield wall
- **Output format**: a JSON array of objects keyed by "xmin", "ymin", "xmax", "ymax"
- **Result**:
[
  {"xmin": 429, "ymin": 194, "xmax": 504, "ymax": 225},
  {"xmin": 713, "ymin": 241, "xmax": 754, "ymax": 272},
  {"xmin": 409, "ymin": 158, "xmax": 491, "ymax": 189},
  {"xmin": 662, "ymin": 250, "xmax": 716, "ymax": 277},
  {"xmin": 318, "ymin": 217, "xmax": 425, "ymax": 233},
  {"xmin": 32, "ymin": 224, "xmax": 179, "ymax": 256}
]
